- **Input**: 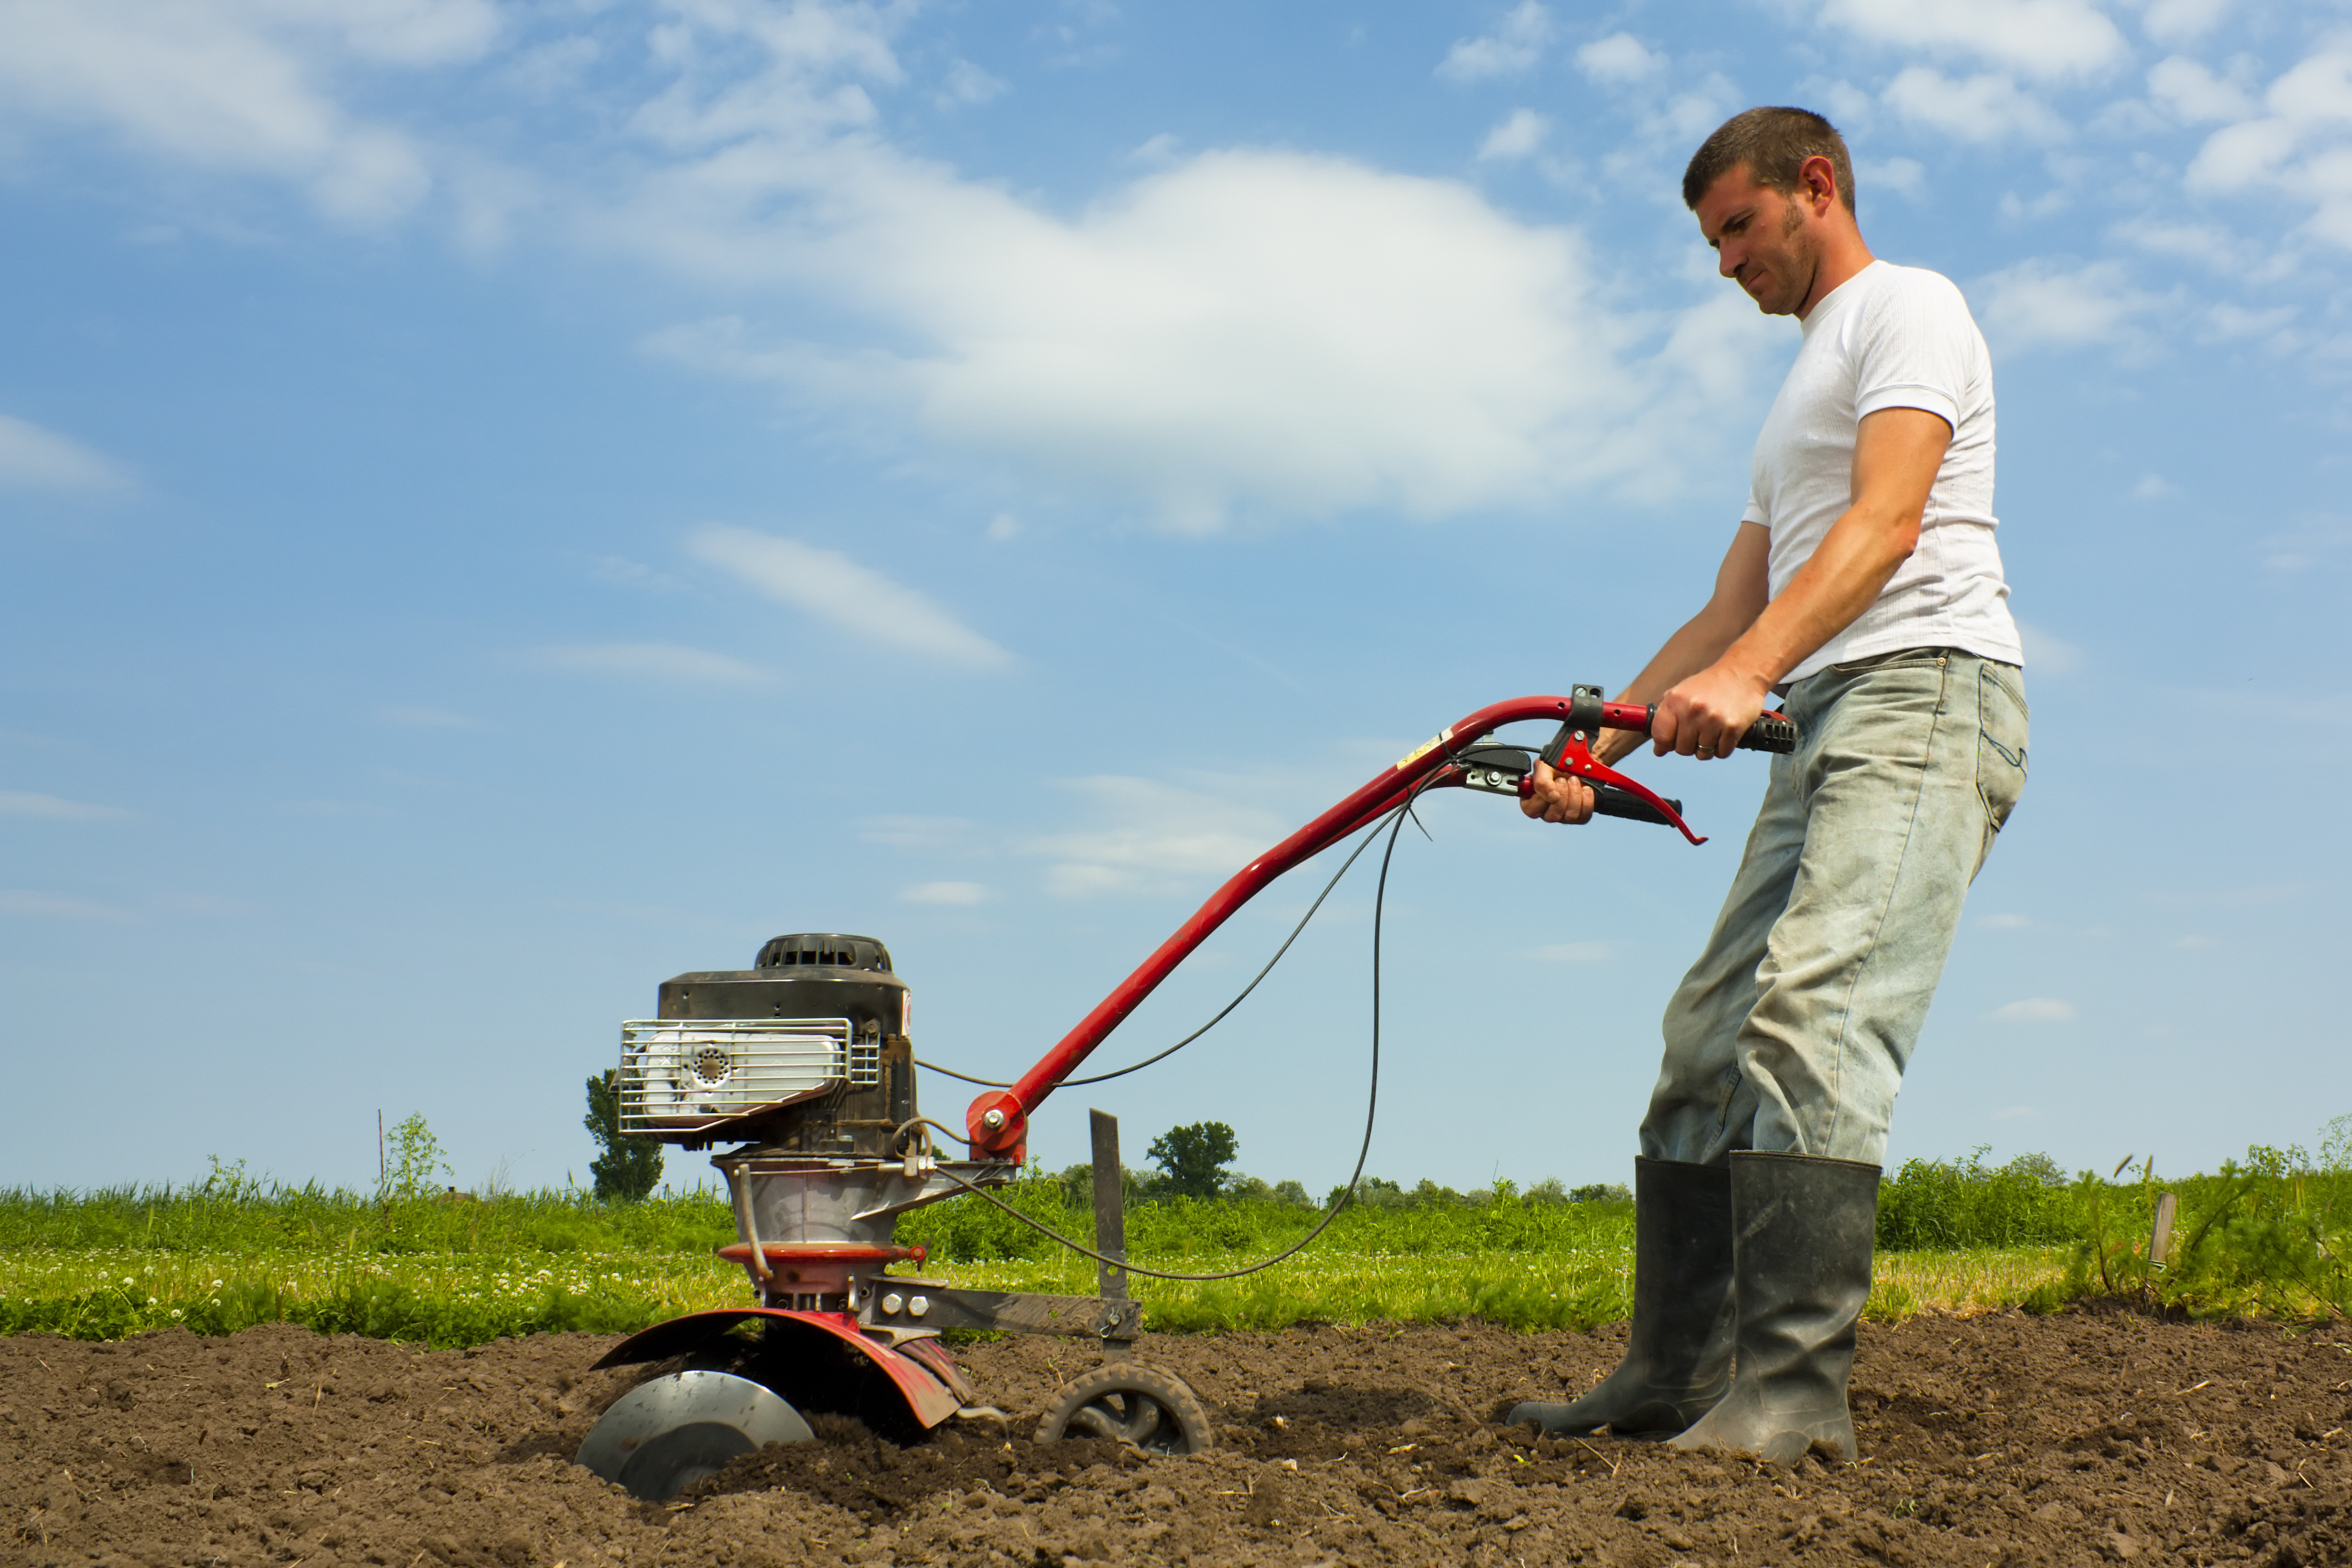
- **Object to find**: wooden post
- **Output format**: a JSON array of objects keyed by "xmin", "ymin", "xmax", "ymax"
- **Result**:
[
  {"xmin": 1090, "ymin": 1109, "xmax": 1129, "ymax": 1306},
  {"xmin": 2149, "ymin": 1191, "xmax": 2178, "ymax": 1270}
]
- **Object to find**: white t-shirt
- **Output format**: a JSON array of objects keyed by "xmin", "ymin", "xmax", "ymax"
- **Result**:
[{"xmin": 1742, "ymin": 258, "xmax": 2023, "ymax": 682}]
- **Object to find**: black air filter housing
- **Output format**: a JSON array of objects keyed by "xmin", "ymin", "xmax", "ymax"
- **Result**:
[
  {"xmin": 652, "ymin": 933, "xmax": 915, "ymax": 1156},
  {"xmin": 659, "ymin": 933, "xmax": 908, "ymax": 1040},
  {"xmin": 754, "ymin": 933, "xmax": 893, "ymax": 972}
]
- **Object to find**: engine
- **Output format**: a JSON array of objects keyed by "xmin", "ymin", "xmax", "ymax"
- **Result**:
[{"xmin": 617, "ymin": 932, "xmax": 917, "ymax": 1157}]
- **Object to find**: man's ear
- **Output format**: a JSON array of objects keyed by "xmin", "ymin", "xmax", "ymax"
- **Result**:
[{"xmin": 1798, "ymin": 154, "xmax": 1840, "ymax": 210}]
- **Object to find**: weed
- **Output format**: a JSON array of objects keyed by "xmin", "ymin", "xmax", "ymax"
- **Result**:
[{"xmin": 1877, "ymin": 1147, "xmax": 2072, "ymax": 1250}]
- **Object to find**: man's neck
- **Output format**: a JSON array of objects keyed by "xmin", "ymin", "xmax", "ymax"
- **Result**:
[{"xmin": 1796, "ymin": 232, "xmax": 1877, "ymax": 320}]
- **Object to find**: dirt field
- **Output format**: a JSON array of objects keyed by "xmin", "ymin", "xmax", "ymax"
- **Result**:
[{"xmin": 5, "ymin": 1308, "xmax": 2349, "ymax": 1567}]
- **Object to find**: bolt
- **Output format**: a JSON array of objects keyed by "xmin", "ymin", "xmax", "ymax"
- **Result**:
[
  {"xmin": 980, "ymin": 1108, "xmax": 1006, "ymax": 1131},
  {"xmin": 909, "ymin": 1295, "xmax": 930, "ymax": 1318},
  {"xmin": 881, "ymin": 1292, "xmax": 905, "ymax": 1316}
]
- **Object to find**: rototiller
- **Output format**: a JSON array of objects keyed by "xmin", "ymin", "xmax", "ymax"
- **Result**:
[{"xmin": 574, "ymin": 690, "xmax": 1795, "ymax": 1500}]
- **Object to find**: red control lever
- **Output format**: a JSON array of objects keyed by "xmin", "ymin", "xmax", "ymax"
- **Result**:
[{"xmin": 1514, "ymin": 734, "xmax": 1706, "ymax": 845}]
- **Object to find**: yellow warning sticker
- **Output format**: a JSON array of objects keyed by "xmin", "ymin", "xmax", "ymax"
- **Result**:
[{"xmin": 1394, "ymin": 726, "xmax": 1454, "ymax": 771}]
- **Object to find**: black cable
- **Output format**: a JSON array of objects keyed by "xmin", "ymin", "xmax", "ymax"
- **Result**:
[
  {"xmin": 915, "ymin": 802, "xmax": 1393, "ymax": 1091},
  {"xmin": 908, "ymin": 767, "xmax": 1445, "ymax": 1283}
]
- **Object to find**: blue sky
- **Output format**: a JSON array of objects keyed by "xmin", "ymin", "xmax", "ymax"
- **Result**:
[{"xmin": 3, "ymin": 0, "xmax": 2347, "ymax": 1199}]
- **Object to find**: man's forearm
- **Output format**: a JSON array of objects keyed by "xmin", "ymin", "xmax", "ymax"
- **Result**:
[
  {"xmin": 1715, "ymin": 504, "xmax": 1915, "ymax": 690},
  {"xmin": 1591, "ymin": 522, "xmax": 1773, "ymax": 766},
  {"xmin": 1595, "ymin": 604, "xmax": 1754, "ymax": 765},
  {"xmin": 1708, "ymin": 407, "xmax": 1949, "ymax": 694}
]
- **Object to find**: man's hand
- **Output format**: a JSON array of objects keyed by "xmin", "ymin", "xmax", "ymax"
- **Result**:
[
  {"xmin": 1520, "ymin": 758, "xmax": 1596, "ymax": 824},
  {"xmin": 1651, "ymin": 662, "xmax": 1774, "ymax": 761}
]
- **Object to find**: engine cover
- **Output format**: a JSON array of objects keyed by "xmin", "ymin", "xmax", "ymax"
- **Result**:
[{"xmin": 619, "ymin": 934, "xmax": 917, "ymax": 1153}]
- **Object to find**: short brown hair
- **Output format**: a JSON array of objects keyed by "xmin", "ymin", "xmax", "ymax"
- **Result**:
[{"xmin": 1682, "ymin": 107, "xmax": 1856, "ymax": 216}]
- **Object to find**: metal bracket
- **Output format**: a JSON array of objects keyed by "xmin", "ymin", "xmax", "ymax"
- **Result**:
[
  {"xmin": 859, "ymin": 1285, "xmax": 1143, "ymax": 1341},
  {"xmin": 1092, "ymin": 1108, "xmax": 1130, "ymax": 1307}
]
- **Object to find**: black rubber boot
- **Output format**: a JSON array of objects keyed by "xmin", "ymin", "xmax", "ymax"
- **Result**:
[
  {"xmin": 1668, "ymin": 1150, "xmax": 1880, "ymax": 1465},
  {"xmin": 1507, "ymin": 1158, "xmax": 1734, "ymax": 1435}
]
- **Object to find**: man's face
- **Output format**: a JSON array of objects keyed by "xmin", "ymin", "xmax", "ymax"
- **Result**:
[{"xmin": 1694, "ymin": 165, "xmax": 1819, "ymax": 318}]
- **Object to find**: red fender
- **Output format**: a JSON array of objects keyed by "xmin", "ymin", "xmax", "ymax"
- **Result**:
[{"xmin": 590, "ymin": 1308, "xmax": 963, "ymax": 1430}]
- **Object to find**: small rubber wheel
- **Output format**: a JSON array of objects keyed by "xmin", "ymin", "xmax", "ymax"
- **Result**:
[{"xmin": 1036, "ymin": 1362, "xmax": 1213, "ymax": 1455}]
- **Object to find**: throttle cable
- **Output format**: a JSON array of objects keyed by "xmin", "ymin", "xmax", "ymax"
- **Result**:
[
  {"xmin": 900, "ymin": 763, "xmax": 1448, "ymax": 1283},
  {"xmin": 914, "ymin": 794, "xmax": 1398, "ymax": 1091}
]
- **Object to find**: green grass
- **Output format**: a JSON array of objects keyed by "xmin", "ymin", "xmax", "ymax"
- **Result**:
[
  {"xmin": 0, "ymin": 1175, "xmax": 746, "ymax": 1346},
  {"xmin": 3, "ymin": 1138, "xmax": 2345, "ymax": 1347}
]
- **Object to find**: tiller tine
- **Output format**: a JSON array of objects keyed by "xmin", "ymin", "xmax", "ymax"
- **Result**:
[
  {"xmin": 580, "ymin": 1307, "xmax": 967, "ymax": 1499},
  {"xmin": 574, "ymin": 1368, "xmax": 812, "ymax": 1502}
]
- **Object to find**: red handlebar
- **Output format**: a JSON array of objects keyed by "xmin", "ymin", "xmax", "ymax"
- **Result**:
[{"xmin": 960, "ymin": 694, "xmax": 1787, "ymax": 1159}]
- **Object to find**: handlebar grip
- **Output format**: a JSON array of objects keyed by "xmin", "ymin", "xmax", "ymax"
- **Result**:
[
  {"xmin": 1737, "ymin": 712, "xmax": 1798, "ymax": 753},
  {"xmin": 1513, "ymin": 775, "xmax": 1681, "ymax": 826},
  {"xmin": 1592, "ymin": 784, "xmax": 1683, "ymax": 827}
]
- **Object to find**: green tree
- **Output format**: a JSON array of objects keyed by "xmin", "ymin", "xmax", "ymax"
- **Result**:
[
  {"xmin": 584, "ymin": 1070, "xmax": 664, "ymax": 1202},
  {"xmin": 1147, "ymin": 1120, "xmax": 1237, "ymax": 1200}
]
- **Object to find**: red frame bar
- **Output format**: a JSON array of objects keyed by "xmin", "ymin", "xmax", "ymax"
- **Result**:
[{"xmin": 962, "ymin": 694, "xmax": 1678, "ymax": 1158}]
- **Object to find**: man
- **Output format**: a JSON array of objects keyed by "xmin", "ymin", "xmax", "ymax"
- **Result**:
[{"xmin": 1509, "ymin": 108, "xmax": 2028, "ymax": 1464}]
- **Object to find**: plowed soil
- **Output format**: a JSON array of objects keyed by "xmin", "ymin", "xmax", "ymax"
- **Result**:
[{"xmin": 6, "ymin": 1308, "xmax": 2350, "ymax": 1567}]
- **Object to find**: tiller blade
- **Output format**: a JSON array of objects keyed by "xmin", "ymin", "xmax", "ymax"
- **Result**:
[{"xmin": 574, "ymin": 1368, "xmax": 814, "ymax": 1502}]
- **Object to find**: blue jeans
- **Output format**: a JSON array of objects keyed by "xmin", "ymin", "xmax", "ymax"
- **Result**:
[{"xmin": 1639, "ymin": 650, "xmax": 2029, "ymax": 1168}]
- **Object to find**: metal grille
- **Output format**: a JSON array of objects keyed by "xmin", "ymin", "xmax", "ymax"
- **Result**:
[{"xmin": 619, "ymin": 1018, "xmax": 880, "ymax": 1137}]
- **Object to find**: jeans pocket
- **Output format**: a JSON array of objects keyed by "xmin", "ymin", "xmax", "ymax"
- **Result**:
[
  {"xmin": 1976, "ymin": 664, "xmax": 2029, "ymax": 833},
  {"xmin": 1828, "ymin": 649, "xmax": 1948, "ymax": 677}
]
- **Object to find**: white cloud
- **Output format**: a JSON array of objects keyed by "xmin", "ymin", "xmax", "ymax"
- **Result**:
[
  {"xmin": 0, "ymin": 1, "xmax": 1788, "ymax": 531},
  {"xmin": 504, "ymin": 35, "xmax": 598, "ymax": 103},
  {"xmin": 2202, "ymin": 301, "xmax": 2295, "ymax": 341},
  {"xmin": 636, "ymin": 137, "xmax": 1785, "ymax": 529},
  {"xmin": 0, "ymin": 790, "xmax": 131, "ymax": 821},
  {"xmin": 0, "ymin": 0, "xmax": 491, "ymax": 225},
  {"xmin": 1129, "ymin": 133, "xmax": 1183, "ymax": 167},
  {"xmin": 938, "ymin": 59, "xmax": 1005, "ymax": 108},
  {"xmin": 2256, "ymin": 523, "xmax": 2351, "ymax": 573},
  {"xmin": 1978, "ymin": 912, "xmax": 2032, "ymax": 928},
  {"xmin": 901, "ymin": 880, "xmax": 989, "ymax": 905},
  {"xmin": 2132, "ymin": 473, "xmax": 2179, "ymax": 499},
  {"xmin": 2143, "ymin": 0, "xmax": 2234, "ymax": 47},
  {"xmin": 2014, "ymin": 618, "xmax": 2086, "ymax": 675},
  {"xmin": 1858, "ymin": 156, "xmax": 1925, "ymax": 201},
  {"xmin": 531, "ymin": 641, "xmax": 772, "ymax": 683},
  {"xmin": 985, "ymin": 513, "xmax": 1021, "ymax": 541},
  {"xmin": 1477, "ymin": 108, "xmax": 1548, "ymax": 162},
  {"xmin": 1971, "ymin": 258, "xmax": 2167, "ymax": 352},
  {"xmin": 1529, "ymin": 941, "xmax": 1612, "ymax": 962},
  {"xmin": 1883, "ymin": 68, "xmax": 2071, "ymax": 145},
  {"xmin": 2111, "ymin": 215, "xmax": 2272, "ymax": 276},
  {"xmin": 1994, "ymin": 997, "xmax": 2077, "ymax": 1022},
  {"xmin": 1574, "ymin": 32, "xmax": 1664, "ymax": 87},
  {"xmin": 2185, "ymin": 41, "xmax": 2352, "ymax": 252},
  {"xmin": 1437, "ymin": 3, "xmax": 1552, "ymax": 83},
  {"xmin": 688, "ymin": 525, "xmax": 1013, "ymax": 669},
  {"xmin": 1024, "ymin": 776, "xmax": 1286, "ymax": 898},
  {"xmin": 2148, "ymin": 56, "xmax": 2256, "ymax": 124},
  {"xmin": 1821, "ymin": 0, "xmax": 2127, "ymax": 81},
  {"xmin": 0, "ymin": 414, "xmax": 132, "ymax": 492}
]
